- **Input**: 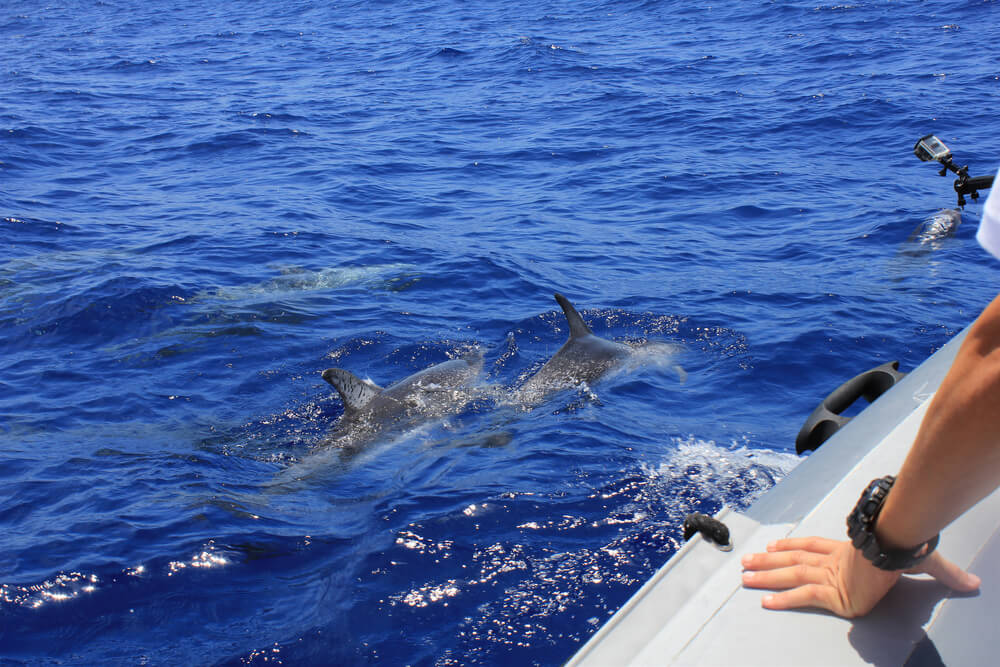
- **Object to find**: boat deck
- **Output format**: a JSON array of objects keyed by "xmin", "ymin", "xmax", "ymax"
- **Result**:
[{"xmin": 570, "ymin": 328, "xmax": 999, "ymax": 666}]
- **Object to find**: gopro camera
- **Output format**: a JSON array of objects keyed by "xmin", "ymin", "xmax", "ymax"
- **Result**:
[{"xmin": 914, "ymin": 134, "xmax": 952, "ymax": 163}]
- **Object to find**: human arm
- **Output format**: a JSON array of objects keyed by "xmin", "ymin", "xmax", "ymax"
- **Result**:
[
  {"xmin": 876, "ymin": 292, "xmax": 1000, "ymax": 549},
  {"xmin": 740, "ymin": 292, "xmax": 1000, "ymax": 617}
]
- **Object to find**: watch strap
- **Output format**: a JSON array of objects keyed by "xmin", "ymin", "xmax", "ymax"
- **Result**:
[{"xmin": 847, "ymin": 475, "xmax": 940, "ymax": 571}]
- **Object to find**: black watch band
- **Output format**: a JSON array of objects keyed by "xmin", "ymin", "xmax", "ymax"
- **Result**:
[{"xmin": 846, "ymin": 475, "xmax": 939, "ymax": 571}]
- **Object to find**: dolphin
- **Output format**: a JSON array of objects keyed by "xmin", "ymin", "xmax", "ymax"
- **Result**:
[
  {"xmin": 319, "ymin": 349, "xmax": 485, "ymax": 456},
  {"xmin": 908, "ymin": 208, "xmax": 962, "ymax": 245},
  {"xmin": 513, "ymin": 294, "xmax": 634, "ymax": 404}
]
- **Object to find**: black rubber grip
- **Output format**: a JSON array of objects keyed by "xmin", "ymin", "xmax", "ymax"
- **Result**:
[
  {"xmin": 683, "ymin": 512, "xmax": 732, "ymax": 550},
  {"xmin": 795, "ymin": 361, "xmax": 906, "ymax": 454}
]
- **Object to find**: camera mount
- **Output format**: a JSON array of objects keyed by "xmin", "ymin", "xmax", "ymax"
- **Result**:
[{"xmin": 914, "ymin": 134, "xmax": 995, "ymax": 207}]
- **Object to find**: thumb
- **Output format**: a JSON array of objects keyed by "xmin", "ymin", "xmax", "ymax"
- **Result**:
[{"xmin": 914, "ymin": 551, "xmax": 981, "ymax": 592}]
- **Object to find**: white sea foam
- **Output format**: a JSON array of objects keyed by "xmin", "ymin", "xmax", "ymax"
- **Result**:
[{"xmin": 643, "ymin": 436, "xmax": 802, "ymax": 511}]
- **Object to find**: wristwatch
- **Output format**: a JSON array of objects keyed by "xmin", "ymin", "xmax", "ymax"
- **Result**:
[{"xmin": 846, "ymin": 475, "xmax": 940, "ymax": 570}]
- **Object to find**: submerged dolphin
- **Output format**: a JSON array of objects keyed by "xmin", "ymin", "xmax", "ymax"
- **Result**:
[
  {"xmin": 909, "ymin": 208, "xmax": 962, "ymax": 245},
  {"xmin": 514, "ymin": 294, "xmax": 634, "ymax": 404},
  {"xmin": 320, "ymin": 350, "xmax": 485, "ymax": 455}
]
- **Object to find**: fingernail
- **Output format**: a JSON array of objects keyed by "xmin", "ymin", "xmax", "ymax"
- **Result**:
[
  {"xmin": 766, "ymin": 541, "xmax": 777, "ymax": 551},
  {"xmin": 967, "ymin": 573, "xmax": 982, "ymax": 589},
  {"xmin": 762, "ymin": 594, "xmax": 775, "ymax": 607},
  {"xmin": 741, "ymin": 554, "xmax": 753, "ymax": 566},
  {"xmin": 742, "ymin": 571, "xmax": 755, "ymax": 582}
]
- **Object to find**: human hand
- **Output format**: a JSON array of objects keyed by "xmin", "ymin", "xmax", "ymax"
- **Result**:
[{"xmin": 740, "ymin": 537, "xmax": 981, "ymax": 618}]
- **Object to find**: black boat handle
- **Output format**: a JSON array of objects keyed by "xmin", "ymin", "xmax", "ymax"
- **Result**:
[{"xmin": 795, "ymin": 361, "xmax": 906, "ymax": 454}]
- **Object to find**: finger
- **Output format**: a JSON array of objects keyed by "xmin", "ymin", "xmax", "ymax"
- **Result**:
[
  {"xmin": 742, "ymin": 549, "xmax": 828, "ymax": 572},
  {"xmin": 914, "ymin": 552, "xmax": 981, "ymax": 592},
  {"xmin": 760, "ymin": 584, "xmax": 844, "ymax": 615},
  {"xmin": 742, "ymin": 564, "xmax": 832, "ymax": 591},
  {"xmin": 767, "ymin": 536, "xmax": 841, "ymax": 555}
]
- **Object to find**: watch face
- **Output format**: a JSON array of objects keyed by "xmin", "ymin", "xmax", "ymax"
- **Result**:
[{"xmin": 848, "ymin": 477, "xmax": 889, "ymax": 544}]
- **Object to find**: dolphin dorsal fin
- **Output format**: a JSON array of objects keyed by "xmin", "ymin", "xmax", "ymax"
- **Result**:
[
  {"xmin": 554, "ymin": 293, "xmax": 593, "ymax": 338},
  {"xmin": 321, "ymin": 368, "xmax": 382, "ymax": 413}
]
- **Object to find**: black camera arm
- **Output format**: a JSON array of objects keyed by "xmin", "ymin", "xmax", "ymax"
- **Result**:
[
  {"xmin": 955, "ymin": 173, "xmax": 995, "ymax": 208},
  {"xmin": 914, "ymin": 134, "xmax": 995, "ymax": 207}
]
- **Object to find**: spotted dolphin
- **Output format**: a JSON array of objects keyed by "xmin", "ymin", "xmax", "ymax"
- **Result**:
[
  {"xmin": 513, "ymin": 294, "xmax": 635, "ymax": 404},
  {"xmin": 909, "ymin": 208, "xmax": 962, "ymax": 245},
  {"xmin": 320, "ymin": 350, "xmax": 485, "ymax": 456}
]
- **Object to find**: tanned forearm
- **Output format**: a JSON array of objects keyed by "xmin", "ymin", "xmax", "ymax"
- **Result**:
[{"xmin": 876, "ymin": 292, "xmax": 1000, "ymax": 550}]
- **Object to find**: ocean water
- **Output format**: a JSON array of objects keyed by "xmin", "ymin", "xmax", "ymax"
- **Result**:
[{"xmin": 2, "ymin": 0, "xmax": 999, "ymax": 664}]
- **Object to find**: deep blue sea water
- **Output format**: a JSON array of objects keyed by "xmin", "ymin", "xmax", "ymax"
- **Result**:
[{"xmin": 2, "ymin": 1, "xmax": 999, "ymax": 664}]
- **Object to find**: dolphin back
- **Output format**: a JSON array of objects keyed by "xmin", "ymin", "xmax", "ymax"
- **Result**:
[
  {"xmin": 554, "ymin": 293, "xmax": 592, "ymax": 339},
  {"xmin": 321, "ymin": 368, "xmax": 382, "ymax": 414}
]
